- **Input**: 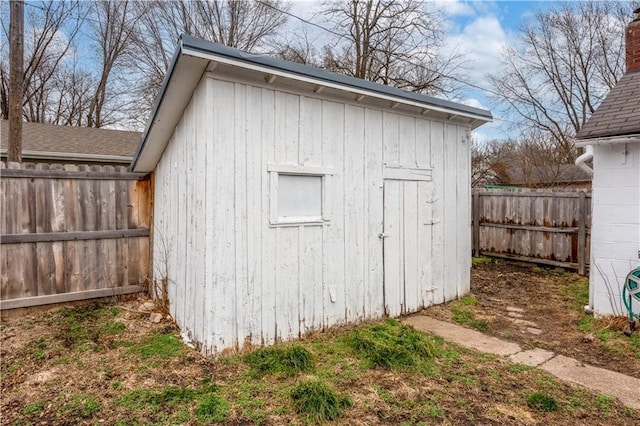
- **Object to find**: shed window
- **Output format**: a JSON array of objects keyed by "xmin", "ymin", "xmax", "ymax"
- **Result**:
[
  {"xmin": 278, "ymin": 175, "xmax": 322, "ymax": 218},
  {"xmin": 268, "ymin": 164, "xmax": 334, "ymax": 226}
]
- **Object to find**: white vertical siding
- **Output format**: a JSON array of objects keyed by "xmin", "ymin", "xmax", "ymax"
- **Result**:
[
  {"xmin": 590, "ymin": 143, "xmax": 640, "ymax": 317},
  {"xmin": 152, "ymin": 74, "xmax": 473, "ymax": 354}
]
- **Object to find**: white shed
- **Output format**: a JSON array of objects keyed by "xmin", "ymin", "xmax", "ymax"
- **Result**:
[
  {"xmin": 574, "ymin": 9, "xmax": 640, "ymax": 318},
  {"xmin": 132, "ymin": 35, "xmax": 492, "ymax": 355}
]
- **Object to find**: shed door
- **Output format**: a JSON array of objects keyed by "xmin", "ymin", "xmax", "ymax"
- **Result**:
[{"xmin": 382, "ymin": 169, "xmax": 434, "ymax": 316}]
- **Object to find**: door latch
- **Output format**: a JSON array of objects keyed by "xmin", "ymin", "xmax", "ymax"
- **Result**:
[{"xmin": 378, "ymin": 233, "xmax": 389, "ymax": 239}]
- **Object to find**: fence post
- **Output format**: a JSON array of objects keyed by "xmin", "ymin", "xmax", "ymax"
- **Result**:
[
  {"xmin": 577, "ymin": 192, "xmax": 587, "ymax": 276},
  {"xmin": 472, "ymin": 191, "xmax": 480, "ymax": 257}
]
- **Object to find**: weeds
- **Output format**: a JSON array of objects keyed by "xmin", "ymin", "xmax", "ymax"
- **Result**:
[
  {"xmin": 341, "ymin": 318, "xmax": 448, "ymax": 374},
  {"xmin": 244, "ymin": 344, "xmax": 315, "ymax": 377},
  {"xmin": 290, "ymin": 379, "xmax": 351, "ymax": 421}
]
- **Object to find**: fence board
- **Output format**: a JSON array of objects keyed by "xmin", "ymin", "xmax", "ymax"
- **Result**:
[
  {"xmin": 1, "ymin": 162, "xmax": 151, "ymax": 310},
  {"xmin": 473, "ymin": 188, "xmax": 591, "ymax": 274}
]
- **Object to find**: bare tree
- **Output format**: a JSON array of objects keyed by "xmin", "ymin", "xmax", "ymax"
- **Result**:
[
  {"xmin": 318, "ymin": 0, "xmax": 465, "ymax": 96},
  {"xmin": 127, "ymin": 0, "xmax": 290, "ymax": 126},
  {"xmin": 1, "ymin": 1, "xmax": 86, "ymax": 123},
  {"xmin": 488, "ymin": 1, "xmax": 638, "ymax": 163},
  {"xmin": 85, "ymin": 0, "xmax": 143, "ymax": 128}
]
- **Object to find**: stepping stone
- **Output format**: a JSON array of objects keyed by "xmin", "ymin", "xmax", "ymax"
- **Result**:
[
  {"xmin": 540, "ymin": 355, "xmax": 640, "ymax": 410},
  {"xmin": 509, "ymin": 349, "xmax": 555, "ymax": 367},
  {"xmin": 506, "ymin": 306, "xmax": 524, "ymax": 313},
  {"xmin": 508, "ymin": 311, "xmax": 524, "ymax": 318},
  {"xmin": 403, "ymin": 316, "xmax": 521, "ymax": 356},
  {"xmin": 526, "ymin": 327, "xmax": 543, "ymax": 335},
  {"xmin": 512, "ymin": 318, "xmax": 539, "ymax": 328}
]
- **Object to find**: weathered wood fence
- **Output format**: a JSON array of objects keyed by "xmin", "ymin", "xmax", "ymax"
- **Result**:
[
  {"xmin": 472, "ymin": 188, "xmax": 592, "ymax": 275},
  {"xmin": 0, "ymin": 162, "xmax": 151, "ymax": 311}
]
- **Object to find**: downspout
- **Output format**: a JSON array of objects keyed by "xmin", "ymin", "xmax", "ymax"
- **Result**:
[
  {"xmin": 575, "ymin": 144, "xmax": 594, "ymax": 314},
  {"xmin": 575, "ymin": 145, "xmax": 594, "ymax": 176}
]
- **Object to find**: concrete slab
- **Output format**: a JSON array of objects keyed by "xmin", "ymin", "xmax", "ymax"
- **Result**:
[
  {"xmin": 539, "ymin": 355, "xmax": 640, "ymax": 410},
  {"xmin": 403, "ymin": 316, "xmax": 521, "ymax": 356},
  {"xmin": 509, "ymin": 349, "xmax": 555, "ymax": 367}
]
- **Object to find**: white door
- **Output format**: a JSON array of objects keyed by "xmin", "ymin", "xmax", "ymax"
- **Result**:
[{"xmin": 383, "ymin": 174, "xmax": 434, "ymax": 316}]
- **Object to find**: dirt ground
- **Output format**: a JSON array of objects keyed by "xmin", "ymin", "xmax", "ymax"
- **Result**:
[
  {"xmin": 1, "ymin": 260, "xmax": 640, "ymax": 425},
  {"xmin": 426, "ymin": 259, "xmax": 640, "ymax": 379}
]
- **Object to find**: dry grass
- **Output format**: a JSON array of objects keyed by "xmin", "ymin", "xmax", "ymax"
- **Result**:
[{"xmin": 2, "ymin": 298, "xmax": 639, "ymax": 425}]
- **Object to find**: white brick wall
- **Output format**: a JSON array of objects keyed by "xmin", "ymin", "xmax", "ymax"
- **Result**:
[{"xmin": 589, "ymin": 142, "xmax": 640, "ymax": 317}]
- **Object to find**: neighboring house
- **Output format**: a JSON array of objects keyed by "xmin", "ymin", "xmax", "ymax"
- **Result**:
[
  {"xmin": 0, "ymin": 120, "xmax": 141, "ymax": 166},
  {"xmin": 574, "ymin": 8, "xmax": 640, "ymax": 317},
  {"xmin": 132, "ymin": 35, "xmax": 492, "ymax": 355}
]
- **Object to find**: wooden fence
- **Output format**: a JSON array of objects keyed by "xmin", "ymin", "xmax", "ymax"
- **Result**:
[
  {"xmin": 0, "ymin": 162, "xmax": 151, "ymax": 311},
  {"xmin": 472, "ymin": 188, "xmax": 591, "ymax": 275}
]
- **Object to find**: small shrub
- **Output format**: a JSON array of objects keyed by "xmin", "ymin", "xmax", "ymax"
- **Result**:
[
  {"xmin": 527, "ymin": 392, "xmax": 558, "ymax": 412},
  {"xmin": 290, "ymin": 379, "xmax": 351, "ymax": 421},
  {"xmin": 244, "ymin": 344, "xmax": 315, "ymax": 377}
]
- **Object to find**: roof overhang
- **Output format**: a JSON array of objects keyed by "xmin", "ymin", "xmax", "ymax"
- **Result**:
[
  {"xmin": 131, "ymin": 35, "xmax": 493, "ymax": 173},
  {"xmin": 573, "ymin": 134, "xmax": 640, "ymax": 147}
]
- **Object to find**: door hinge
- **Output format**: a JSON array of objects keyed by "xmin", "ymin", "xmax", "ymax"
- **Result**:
[{"xmin": 378, "ymin": 233, "xmax": 389, "ymax": 239}]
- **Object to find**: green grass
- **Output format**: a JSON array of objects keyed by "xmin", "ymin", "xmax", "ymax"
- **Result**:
[
  {"xmin": 58, "ymin": 394, "xmax": 101, "ymax": 419},
  {"xmin": 472, "ymin": 256, "xmax": 498, "ymax": 266},
  {"xmin": 195, "ymin": 392, "xmax": 230, "ymax": 423},
  {"xmin": 244, "ymin": 344, "xmax": 315, "ymax": 377},
  {"xmin": 340, "ymin": 318, "xmax": 449, "ymax": 373},
  {"xmin": 527, "ymin": 392, "xmax": 558, "ymax": 412},
  {"xmin": 101, "ymin": 321, "xmax": 126, "ymax": 335},
  {"xmin": 52, "ymin": 303, "xmax": 122, "ymax": 351},
  {"xmin": 290, "ymin": 379, "xmax": 351, "ymax": 421},
  {"xmin": 116, "ymin": 382, "xmax": 229, "ymax": 423},
  {"xmin": 450, "ymin": 297, "xmax": 488, "ymax": 331},
  {"xmin": 126, "ymin": 332, "xmax": 183, "ymax": 361},
  {"xmin": 22, "ymin": 401, "xmax": 44, "ymax": 415}
]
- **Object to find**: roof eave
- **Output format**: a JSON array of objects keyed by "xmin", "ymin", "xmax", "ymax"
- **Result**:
[
  {"xmin": 131, "ymin": 35, "xmax": 492, "ymax": 173},
  {"xmin": 574, "ymin": 134, "xmax": 640, "ymax": 147},
  {"xmin": 1, "ymin": 149, "xmax": 133, "ymax": 163}
]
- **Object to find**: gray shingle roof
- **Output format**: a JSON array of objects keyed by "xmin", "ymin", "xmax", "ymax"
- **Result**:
[
  {"xmin": 0, "ymin": 120, "xmax": 141, "ymax": 158},
  {"xmin": 575, "ymin": 71, "xmax": 640, "ymax": 139}
]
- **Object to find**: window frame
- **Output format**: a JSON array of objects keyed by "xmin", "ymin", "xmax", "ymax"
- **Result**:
[{"xmin": 267, "ymin": 164, "xmax": 334, "ymax": 227}]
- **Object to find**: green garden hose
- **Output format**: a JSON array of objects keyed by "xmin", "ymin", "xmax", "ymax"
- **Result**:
[{"xmin": 623, "ymin": 267, "xmax": 640, "ymax": 335}]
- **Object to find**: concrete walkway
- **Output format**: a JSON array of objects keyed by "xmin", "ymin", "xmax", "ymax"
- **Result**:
[{"xmin": 403, "ymin": 315, "xmax": 640, "ymax": 410}]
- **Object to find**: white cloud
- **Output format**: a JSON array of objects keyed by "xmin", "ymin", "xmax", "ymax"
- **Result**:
[
  {"xmin": 442, "ymin": 14, "xmax": 510, "ymax": 84},
  {"xmin": 436, "ymin": 0, "xmax": 476, "ymax": 17},
  {"xmin": 461, "ymin": 97, "xmax": 486, "ymax": 109}
]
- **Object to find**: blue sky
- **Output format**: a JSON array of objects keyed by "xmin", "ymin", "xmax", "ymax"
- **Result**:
[{"xmin": 289, "ymin": 0, "xmax": 567, "ymax": 141}]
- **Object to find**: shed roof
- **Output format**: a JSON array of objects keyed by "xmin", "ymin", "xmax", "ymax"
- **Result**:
[
  {"xmin": 575, "ymin": 70, "xmax": 640, "ymax": 140},
  {"xmin": 1, "ymin": 119, "xmax": 141, "ymax": 163},
  {"xmin": 132, "ymin": 35, "xmax": 492, "ymax": 173}
]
